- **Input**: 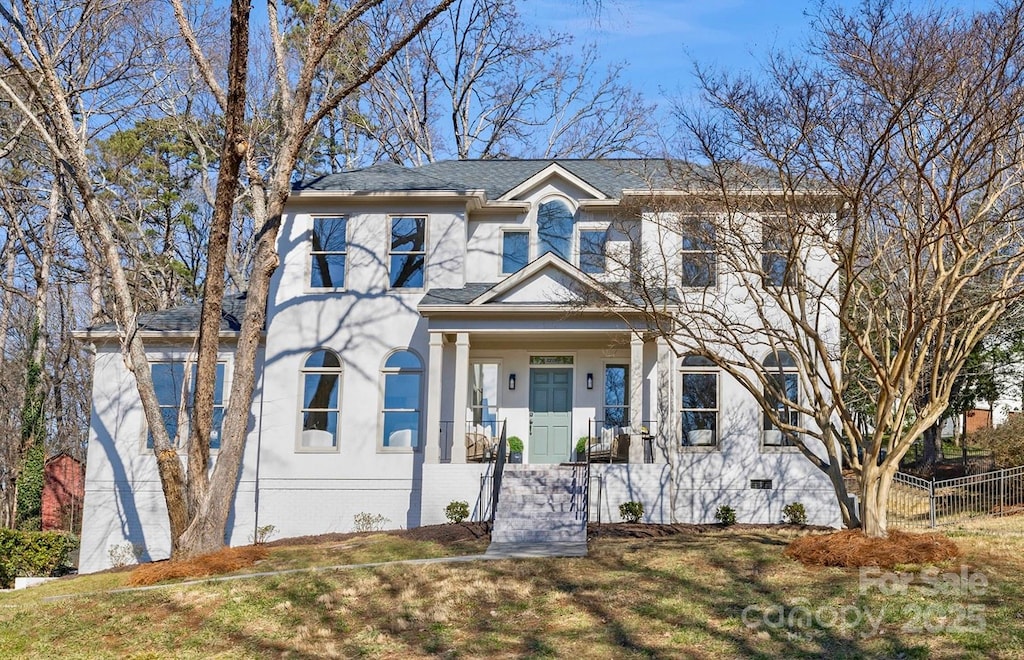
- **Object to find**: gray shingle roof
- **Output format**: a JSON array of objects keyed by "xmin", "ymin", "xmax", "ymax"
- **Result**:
[
  {"xmin": 418, "ymin": 283, "xmax": 495, "ymax": 306},
  {"xmin": 87, "ymin": 293, "xmax": 250, "ymax": 333},
  {"xmin": 297, "ymin": 159, "xmax": 706, "ymax": 199}
]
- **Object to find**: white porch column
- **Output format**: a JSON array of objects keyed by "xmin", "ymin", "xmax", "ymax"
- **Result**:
[
  {"xmin": 451, "ymin": 333, "xmax": 471, "ymax": 463},
  {"xmin": 654, "ymin": 337, "xmax": 675, "ymax": 464},
  {"xmin": 424, "ymin": 332, "xmax": 445, "ymax": 464},
  {"xmin": 629, "ymin": 333, "xmax": 646, "ymax": 464}
]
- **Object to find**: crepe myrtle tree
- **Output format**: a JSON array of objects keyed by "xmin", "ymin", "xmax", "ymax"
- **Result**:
[{"xmin": 588, "ymin": 0, "xmax": 1024, "ymax": 537}]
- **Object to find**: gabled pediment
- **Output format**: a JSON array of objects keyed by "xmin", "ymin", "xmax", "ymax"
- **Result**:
[
  {"xmin": 497, "ymin": 163, "xmax": 608, "ymax": 202},
  {"xmin": 470, "ymin": 253, "xmax": 624, "ymax": 307}
]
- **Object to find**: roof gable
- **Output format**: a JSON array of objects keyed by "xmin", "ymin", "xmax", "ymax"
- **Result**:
[
  {"xmin": 469, "ymin": 253, "xmax": 626, "ymax": 307},
  {"xmin": 496, "ymin": 163, "xmax": 607, "ymax": 202}
]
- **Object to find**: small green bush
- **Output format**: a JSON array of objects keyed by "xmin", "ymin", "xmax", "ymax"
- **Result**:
[
  {"xmin": 714, "ymin": 505, "xmax": 737, "ymax": 526},
  {"xmin": 782, "ymin": 502, "xmax": 808, "ymax": 525},
  {"xmin": 507, "ymin": 436, "xmax": 524, "ymax": 453},
  {"xmin": 619, "ymin": 501, "xmax": 644, "ymax": 523},
  {"xmin": 0, "ymin": 529, "xmax": 78, "ymax": 588},
  {"xmin": 576, "ymin": 436, "xmax": 589, "ymax": 456},
  {"xmin": 445, "ymin": 500, "xmax": 470, "ymax": 523}
]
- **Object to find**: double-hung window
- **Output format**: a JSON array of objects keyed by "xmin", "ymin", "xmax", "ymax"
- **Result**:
[
  {"xmin": 762, "ymin": 223, "xmax": 793, "ymax": 287},
  {"xmin": 310, "ymin": 217, "xmax": 347, "ymax": 288},
  {"xmin": 299, "ymin": 350, "xmax": 343, "ymax": 451},
  {"xmin": 502, "ymin": 230, "xmax": 529, "ymax": 274},
  {"xmin": 680, "ymin": 220, "xmax": 716, "ymax": 287},
  {"xmin": 389, "ymin": 216, "xmax": 426, "ymax": 288},
  {"xmin": 680, "ymin": 355, "xmax": 717, "ymax": 446},
  {"xmin": 381, "ymin": 350, "xmax": 423, "ymax": 449},
  {"xmin": 148, "ymin": 362, "xmax": 225, "ymax": 449}
]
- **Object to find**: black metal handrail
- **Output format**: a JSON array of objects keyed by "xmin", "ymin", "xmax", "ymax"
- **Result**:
[{"xmin": 489, "ymin": 420, "xmax": 508, "ymax": 524}]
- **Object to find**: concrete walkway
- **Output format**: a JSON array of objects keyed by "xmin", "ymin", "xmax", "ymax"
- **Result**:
[{"xmin": 40, "ymin": 543, "xmax": 587, "ymax": 601}]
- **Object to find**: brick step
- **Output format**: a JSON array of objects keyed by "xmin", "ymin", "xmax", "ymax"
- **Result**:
[
  {"xmin": 491, "ymin": 529, "xmax": 587, "ymax": 543},
  {"xmin": 496, "ymin": 500, "xmax": 579, "ymax": 512}
]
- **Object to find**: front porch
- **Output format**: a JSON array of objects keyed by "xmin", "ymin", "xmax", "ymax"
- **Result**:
[{"xmin": 421, "ymin": 327, "xmax": 674, "ymax": 466}]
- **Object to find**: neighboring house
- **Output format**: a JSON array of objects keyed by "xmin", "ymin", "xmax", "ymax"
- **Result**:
[
  {"xmin": 77, "ymin": 159, "xmax": 842, "ymax": 573},
  {"xmin": 42, "ymin": 453, "xmax": 85, "ymax": 533}
]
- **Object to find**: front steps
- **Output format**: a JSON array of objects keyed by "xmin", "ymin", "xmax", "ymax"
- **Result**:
[{"xmin": 485, "ymin": 465, "xmax": 588, "ymax": 557}]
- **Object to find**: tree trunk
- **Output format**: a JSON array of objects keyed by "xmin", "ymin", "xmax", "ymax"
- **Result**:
[
  {"xmin": 919, "ymin": 423, "xmax": 941, "ymax": 470},
  {"xmin": 860, "ymin": 459, "xmax": 897, "ymax": 537}
]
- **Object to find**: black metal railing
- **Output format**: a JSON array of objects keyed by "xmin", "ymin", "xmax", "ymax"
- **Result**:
[{"xmin": 489, "ymin": 420, "xmax": 508, "ymax": 524}]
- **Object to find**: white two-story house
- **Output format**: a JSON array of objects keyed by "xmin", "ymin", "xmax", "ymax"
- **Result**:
[{"xmin": 77, "ymin": 159, "xmax": 842, "ymax": 572}]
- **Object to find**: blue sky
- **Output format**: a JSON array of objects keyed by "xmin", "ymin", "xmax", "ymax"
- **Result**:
[{"xmin": 519, "ymin": 0, "xmax": 994, "ymax": 106}]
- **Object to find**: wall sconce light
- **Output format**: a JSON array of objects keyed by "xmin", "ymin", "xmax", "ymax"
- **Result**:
[
  {"xmin": 586, "ymin": 373, "xmax": 594, "ymax": 389},
  {"xmin": 508, "ymin": 373, "xmax": 516, "ymax": 390}
]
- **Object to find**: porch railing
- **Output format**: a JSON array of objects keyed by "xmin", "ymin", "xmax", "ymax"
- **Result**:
[{"xmin": 582, "ymin": 419, "xmax": 658, "ymax": 464}]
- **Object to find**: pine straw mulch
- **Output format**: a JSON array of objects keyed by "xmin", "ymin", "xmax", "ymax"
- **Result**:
[
  {"xmin": 263, "ymin": 521, "xmax": 492, "ymax": 547},
  {"xmin": 587, "ymin": 522, "xmax": 833, "ymax": 538},
  {"xmin": 127, "ymin": 545, "xmax": 270, "ymax": 587},
  {"xmin": 785, "ymin": 529, "xmax": 961, "ymax": 568}
]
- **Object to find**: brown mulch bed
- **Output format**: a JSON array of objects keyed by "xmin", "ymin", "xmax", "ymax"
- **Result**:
[
  {"xmin": 127, "ymin": 545, "xmax": 270, "ymax": 587},
  {"xmin": 264, "ymin": 521, "xmax": 491, "ymax": 547},
  {"xmin": 785, "ymin": 529, "xmax": 961, "ymax": 568},
  {"xmin": 587, "ymin": 522, "xmax": 833, "ymax": 538}
]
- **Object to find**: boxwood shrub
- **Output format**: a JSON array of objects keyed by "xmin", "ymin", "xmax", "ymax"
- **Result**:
[{"xmin": 0, "ymin": 529, "xmax": 78, "ymax": 588}]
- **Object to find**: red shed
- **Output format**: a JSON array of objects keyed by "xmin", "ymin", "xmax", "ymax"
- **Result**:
[{"xmin": 42, "ymin": 453, "xmax": 85, "ymax": 533}]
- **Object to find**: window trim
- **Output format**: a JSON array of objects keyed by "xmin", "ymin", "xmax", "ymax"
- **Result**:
[
  {"xmin": 679, "ymin": 355, "xmax": 719, "ymax": 450},
  {"xmin": 308, "ymin": 215, "xmax": 348, "ymax": 291},
  {"xmin": 388, "ymin": 215, "xmax": 428, "ymax": 290},
  {"xmin": 296, "ymin": 349, "xmax": 344, "ymax": 454},
  {"xmin": 379, "ymin": 348, "xmax": 424, "ymax": 452}
]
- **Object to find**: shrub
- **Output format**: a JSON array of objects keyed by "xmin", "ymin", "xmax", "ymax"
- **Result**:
[
  {"xmin": 619, "ymin": 501, "xmax": 644, "ymax": 523},
  {"xmin": 108, "ymin": 542, "xmax": 145, "ymax": 568},
  {"xmin": 507, "ymin": 436, "xmax": 524, "ymax": 453},
  {"xmin": 0, "ymin": 529, "xmax": 78, "ymax": 588},
  {"xmin": 714, "ymin": 505, "xmax": 737, "ymax": 526},
  {"xmin": 445, "ymin": 500, "xmax": 470, "ymax": 523},
  {"xmin": 782, "ymin": 502, "xmax": 808, "ymax": 525},
  {"xmin": 576, "ymin": 436, "xmax": 589, "ymax": 456},
  {"xmin": 250, "ymin": 524, "xmax": 277, "ymax": 545},
  {"xmin": 968, "ymin": 412, "xmax": 1024, "ymax": 467},
  {"xmin": 353, "ymin": 512, "xmax": 390, "ymax": 532}
]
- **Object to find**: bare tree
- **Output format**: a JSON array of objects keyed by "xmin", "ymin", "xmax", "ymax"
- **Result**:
[{"xmin": 598, "ymin": 1, "xmax": 1024, "ymax": 537}]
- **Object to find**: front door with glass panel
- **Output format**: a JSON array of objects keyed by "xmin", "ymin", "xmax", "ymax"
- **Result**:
[{"xmin": 529, "ymin": 368, "xmax": 572, "ymax": 464}]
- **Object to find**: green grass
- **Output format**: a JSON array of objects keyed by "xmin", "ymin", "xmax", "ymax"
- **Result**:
[{"xmin": 2, "ymin": 527, "xmax": 1023, "ymax": 658}]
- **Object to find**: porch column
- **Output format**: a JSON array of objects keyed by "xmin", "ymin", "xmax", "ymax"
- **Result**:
[
  {"xmin": 451, "ymin": 332, "xmax": 471, "ymax": 463},
  {"xmin": 654, "ymin": 337, "xmax": 675, "ymax": 464},
  {"xmin": 629, "ymin": 333, "xmax": 646, "ymax": 464},
  {"xmin": 424, "ymin": 332, "xmax": 445, "ymax": 464}
]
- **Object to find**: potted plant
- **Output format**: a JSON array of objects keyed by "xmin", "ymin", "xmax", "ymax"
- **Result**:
[
  {"xmin": 576, "ymin": 436, "xmax": 589, "ymax": 462},
  {"xmin": 507, "ymin": 436, "xmax": 524, "ymax": 463}
]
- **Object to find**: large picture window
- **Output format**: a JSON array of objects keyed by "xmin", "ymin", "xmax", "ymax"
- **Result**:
[
  {"xmin": 381, "ymin": 350, "xmax": 422, "ymax": 449},
  {"xmin": 148, "ymin": 362, "xmax": 225, "ymax": 449},
  {"xmin": 310, "ymin": 216, "xmax": 347, "ymax": 288},
  {"xmin": 680, "ymin": 355, "xmax": 717, "ymax": 446},
  {"xmin": 299, "ymin": 350, "xmax": 343, "ymax": 450},
  {"xmin": 389, "ymin": 216, "xmax": 426, "ymax": 288},
  {"xmin": 763, "ymin": 351, "xmax": 799, "ymax": 447}
]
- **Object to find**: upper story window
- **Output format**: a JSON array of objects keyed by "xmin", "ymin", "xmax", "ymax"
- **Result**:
[
  {"xmin": 680, "ymin": 220, "xmax": 716, "ymax": 287},
  {"xmin": 381, "ymin": 349, "xmax": 422, "ymax": 449},
  {"xmin": 579, "ymin": 229, "xmax": 608, "ymax": 274},
  {"xmin": 502, "ymin": 230, "xmax": 529, "ymax": 274},
  {"xmin": 763, "ymin": 350, "xmax": 799, "ymax": 447},
  {"xmin": 762, "ymin": 224, "xmax": 793, "ymax": 287},
  {"xmin": 299, "ymin": 349, "xmax": 343, "ymax": 451},
  {"xmin": 389, "ymin": 216, "xmax": 426, "ymax": 288},
  {"xmin": 537, "ymin": 200, "xmax": 574, "ymax": 262},
  {"xmin": 310, "ymin": 217, "xmax": 347, "ymax": 288},
  {"xmin": 680, "ymin": 355, "xmax": 717, "ymax": 447},
  {"xmin": 148, "ymin": 362, "xmax": 225, "ymax": 450}
]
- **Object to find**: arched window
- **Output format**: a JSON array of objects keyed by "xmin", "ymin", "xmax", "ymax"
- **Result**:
[
  {"xmin": 680, "ymin": 355, "xmax": 717, "ymax": 447},
  {"xmin": 381, "ymin": 350, "xmax": 422, "ymax": 449},
  {"xmin": 300, "ymin": 350, "xmax": 343, "ymax": 451},
  {"xmin": 537, "ymin": 199, "xmax": 574, "ymax": 262},
  {"xmin": 762, "ymin": 351, "xmax": 798, "ymax": 447}
]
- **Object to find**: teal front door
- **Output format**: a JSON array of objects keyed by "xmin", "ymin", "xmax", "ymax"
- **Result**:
[{"xmin": 529, "ymin": 368, "xmax": 573, "ymax": 464}]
